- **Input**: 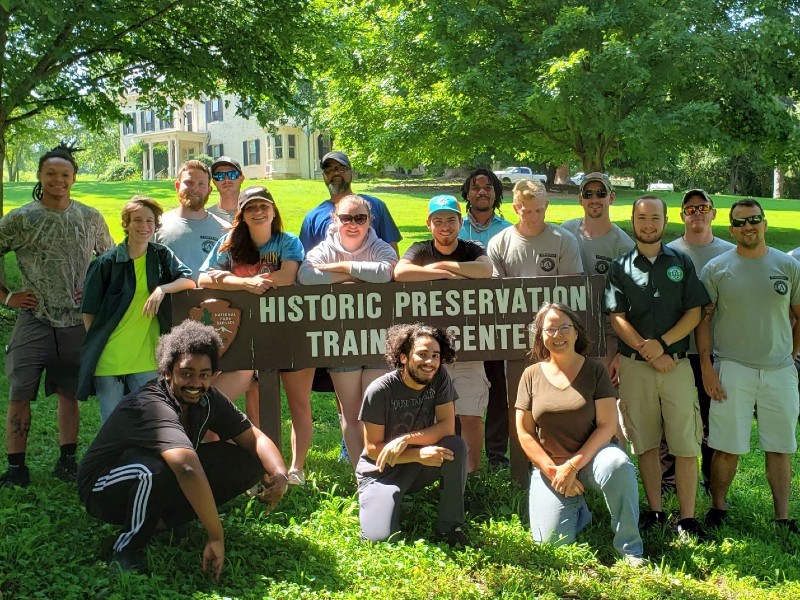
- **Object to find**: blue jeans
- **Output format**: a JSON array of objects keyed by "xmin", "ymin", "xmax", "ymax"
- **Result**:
[
  {"xmin": 95, "ymin": 371, "xmax": 157, "ymax": 423},
  {"xmin": 529, "ymin": 444, "xmax": 642, "ymax": 558}
]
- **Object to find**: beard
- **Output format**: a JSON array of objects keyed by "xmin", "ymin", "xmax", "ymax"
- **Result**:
[
  {"xmin": 633, "ymin": 229, "xmax": 663, "ymax": 244},
  {"xmin": 406, "ymin": 362, "xmax": 436, "ymax": 386},
  {"xmin": 326, "ymin": 176, "xmax": 351, "ymax": 196},
  {"xmin": 179, "ymin": 189, "xmax": 209, "ymax": 211}
]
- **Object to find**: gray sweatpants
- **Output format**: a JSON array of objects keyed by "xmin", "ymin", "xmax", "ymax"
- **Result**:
[{"xmin": 356, "ymin": 434, "xmax": 467, "ymax": 542}]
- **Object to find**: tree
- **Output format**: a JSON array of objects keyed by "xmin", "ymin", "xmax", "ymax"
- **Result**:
[
  {"xmin": 315, "ymin": 0, "xmax": 800, "ymax": 177},
  {"xmin": 0, "ymin": 0, "xmax": 323, "ymax": 212}
]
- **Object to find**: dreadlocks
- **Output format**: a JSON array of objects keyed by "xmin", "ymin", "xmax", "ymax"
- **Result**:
[
  {"xmin": 33, "ymin": 142, "xmax": 83, "ymax": 202},
  {"xmin": 460, "ymin": 168, "xmax": 504, "ymax": 214}
]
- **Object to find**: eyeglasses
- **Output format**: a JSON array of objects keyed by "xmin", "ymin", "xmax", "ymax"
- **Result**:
[
  {"xmin": 212, "ymin": 169, "xmax": 240, "ymax": 181},
  {"xmin": 581, "ymin": 190, "xmax": 608, "ymax": 199},
  {"xmin": 683, "ymin": 204, "xmax": 712, "ymax": 215},
  {"xmin": 543, "ymin": 324, "xmax": 574, "ymax": 337},
  {"xmin": 731, "ymin": 214, "xmax": 764, "ymax": 227},
  {"xmin": 324, "ymin": 165, "xmax": 351, "ymax": 175},
  {"xmin": 338, "ymin": 213, "xmax": 369, "ymax": 225}
]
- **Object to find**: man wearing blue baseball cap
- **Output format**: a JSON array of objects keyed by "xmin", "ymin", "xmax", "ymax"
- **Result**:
[{"xmin": 394, "ymin": 195, "xmax": 493, "ymax": 473}]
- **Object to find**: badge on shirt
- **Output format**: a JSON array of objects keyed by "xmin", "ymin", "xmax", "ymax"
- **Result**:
[{"xmin": 666, "ymin": 266, "xmax": 684, "ymax": 282}]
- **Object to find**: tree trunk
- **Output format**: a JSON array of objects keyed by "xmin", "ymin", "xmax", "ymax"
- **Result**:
[
  {"xmin": 0, "ymin": 128, "xmax": 6, "ymax": 216},
  {"xmin": 773, "ymin": 167, "xmax": 783, "ymax": 199},
  {"xmin": 554, "ymin": 163, "xmax": 571, "ymax": 185}
]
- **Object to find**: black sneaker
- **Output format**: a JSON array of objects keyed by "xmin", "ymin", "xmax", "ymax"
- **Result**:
[
  {"xmin": 110, "ymin": 547, "xmax": 148, "ymax": 574},
  {"xmin": 0, "ymin": 465, "xmax": 30, "ymax": 488},
  {"xmin": 53, "ymin": 456, "xmax": 78, "ymax": 483},
  {"xmin": 704, "ymin": 508, "xmax": 728, "ymax": 529},
  {"xmin": 488, "ymin": 455, "xmax": 511, "ymax": 471},
  {"xmin": 774, "ymin": 519, "xmax": 799, "ymax": 534},
  {"xmin": 434, "ymin": 526, "xmax": 470, "ymax": 548},
  {"xmin": 639, "ymin": 510, "xmax": 667, "ymax": 532},
  {"xmin": 676, "ymin": 517, "xmax": 709, "ymax": 540}
]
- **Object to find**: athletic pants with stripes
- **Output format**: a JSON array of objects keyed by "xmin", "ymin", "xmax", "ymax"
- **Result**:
[{"xmin": 84, "ymin": 441, "xmax": 263, "ymax": 553}]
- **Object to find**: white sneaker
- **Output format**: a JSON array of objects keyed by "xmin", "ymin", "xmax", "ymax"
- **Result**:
[
  {"xmin": 622, "ymin": 555, "xmax": 648, "ymax": 568},
  {"xmin": 287, "ymin": 468, "xmax": 306, "ymax": 486}
]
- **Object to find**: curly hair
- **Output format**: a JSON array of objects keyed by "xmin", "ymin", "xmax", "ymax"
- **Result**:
[
  {"xmin": 33, "ymin": 142, "xmax": 82, "ymax": 201},
  {"xmin": 461, "ymin": 168, "xmax": 504, "ymax": 214},
  {"xmin": 156, "ymin": 319, "xmax": 222, "ymax": 375},
  {"xmin": 528, "ymin": 302, "xmax": 591, "ymax": 362},
  {"xmin": 383, "ymin": 323, "xmax": 457, "ymax": 369},
  {"xmin": 121, "ymin": 195, "xmax": 164, "ymax": 233}
]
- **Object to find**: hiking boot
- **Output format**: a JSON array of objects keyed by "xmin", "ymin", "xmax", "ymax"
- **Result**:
[
  {"xmin": 287, "ymin": 468, "xmax": 306, "ymax": 486},
  {"xmin": 639, "ymin": 510, "xmax": 667, "ymax": 532},
  {"xmin": 0, "ymin": 465, "xmax": 30, "ymax": 488},
  {"xmin": 774, "ymin": 519, "xmax": 799, "ymax": 534},
  {"xmin": 434, "ymin": 526, "xmax": 470, "ymax": 548},
  {"xmin": 676, "ymin": 517, "xmax": 709, "ymax": 540},
  {"xmin": 704, "ymin": 508, "xmax": 728, "ymax": 529},
  {"xmin": 53, "ymin": 455, "xmax": 78, "ymax": 483}
]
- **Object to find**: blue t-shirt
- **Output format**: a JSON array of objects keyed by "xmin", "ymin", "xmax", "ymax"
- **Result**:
[
  {"xmin": 200, "ymin": 232, "xmax": 304, "ymax": 276},
  {"xmin": 459, "ymin": 214, "xmax": 512, "ymax": 248},
  {"xmin": 299, "ymin": 194, "xmax": 402, "ymax": 252}
]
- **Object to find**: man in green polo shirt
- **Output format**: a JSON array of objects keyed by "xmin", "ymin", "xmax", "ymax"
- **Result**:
[{"xmin": 604, "ymin": 196, "xmax": 710, "ymax": 538}]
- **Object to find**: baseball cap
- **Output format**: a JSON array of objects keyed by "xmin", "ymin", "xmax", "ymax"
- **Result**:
[
  {"xmin": 211, "ymin": 155, "xmax": 243, "ymax": 174},
  {"xmin": 238, "ymin": 186, "xmax": 275, "ymax": 212},
  {"xmin": 321, "ymin": 151, "xmax": 351, "ymax": 170},
  {"xmin": 579, "ymin": 172, "xmax": 613, "ymax": 194},
  {"xmin": 682, "ymin": 189, "xmax": 714, "ymax": 207},
  {"xmin": 427, "ymin": 195, "xmax": 462, "ymax": 216}
]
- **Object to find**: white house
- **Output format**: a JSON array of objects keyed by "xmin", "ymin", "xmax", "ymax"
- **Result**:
[{"xmin": 119, "ymin": 94, "xmax": 331, "ymax": 180}]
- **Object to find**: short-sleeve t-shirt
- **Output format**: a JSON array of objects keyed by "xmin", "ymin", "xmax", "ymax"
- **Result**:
[
  {"xmin": 200, "ymin": 231, "xmax": 304, "ymax": 276},
  {"xmin": 560, "ymin": 219, "xmax": 634, "ymax": 276},
  {"xmin": 401, "ymin": 239, "xmax": 486, "ymax": 266},
  {"xmin": 700, "ymin": 247, "xmax": 800, "ymax": 369},
  {"xmin": 514, "ymin": 358, "xmax": 616, "ymax": 463},
  {"xmin": 359, "ymin": 368, "xmax": 457, "ymax": 443},
  {"xmin": 77, "ymin": 378, "xmax": 251, "ymax": 501},
  {"xmin": 154, "ymin": 210, "xmax": 229, "ymax": 280},
  {"xmin": 487, "ymin": 223, "xmax": 584, "ymax": 277}
]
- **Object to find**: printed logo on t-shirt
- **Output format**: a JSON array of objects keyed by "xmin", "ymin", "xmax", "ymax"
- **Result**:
[
  {"xmin": 540, "ymin": 253, "xmax": 556, "ymax": 272},
  {"xmin": 666, "ymin": 266, "xmax": 684, "ymax": 282},
  {"xmin": 595, "ymin": 260, "xmax": 609, "ymax": 274},
  {"xmin": 774, "ymin": 280, "xmax": 789, "ymax": 295},
  {"xmin": 201, "ymin": 236, "xmax": 219, "ymax": 254}
]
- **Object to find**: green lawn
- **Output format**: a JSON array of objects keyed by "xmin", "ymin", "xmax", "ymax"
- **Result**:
[{"xmin": 1, "ymin": 180, "xmax": 800, "ymax": 599}]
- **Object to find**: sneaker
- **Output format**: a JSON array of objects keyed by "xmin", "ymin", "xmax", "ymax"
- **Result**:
[
  {"xmin": 639, "ymin": 510, "xmax": 667, "ymax": 532},
  {"xmin": 488, "ymin": 455, "xmax": 511, "ymax": 471},
  {"xmin": 676, "ymin": 517, "xmax": 709, "ymax": 540},
  {"xmin": 621, "ymin": 554, "xmax": 648, "ymax": 568},
  {"xmin": 434, "ymin": 526, "xmax": 470, "ymax": 548},
  {"xmin": 53, "ymin": 456, "xmax": 78, "ymax": 483},
  {"xmin": 287, "ymin": 468, "xmax": 306, "ymax": 486},
  {"xmin": 704, "ymin": 508, "xmax": 728, "ymax": 529},
  {"xmin": 109, "ymin": 547, "xmax": 148, "ymax": 574},
  {"xmin": 0, "ymin": 465, "xmax": 30, "ymax": 488},
  {"xmin": 774, "ymin": 519, "xmax": 800, "ymax": 534}
]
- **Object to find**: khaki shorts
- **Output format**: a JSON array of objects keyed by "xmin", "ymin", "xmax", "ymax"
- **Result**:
[
  {"xmin": 444, "ymin": 361, "xmax": 489, "ymax": 417},
  {"xmin": 5, "ymin": 311, "xmax": 84, "ymax": 402},
  {"xmin": 618, "ymin": 355, "xmax": 702, "ymax": 457},
  {"xmin": 708, "ymin": 360, "xmax": 799, "ymax": 455}
]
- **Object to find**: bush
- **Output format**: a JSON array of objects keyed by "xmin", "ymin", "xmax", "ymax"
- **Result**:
[
  {"xmin": 193, "ymin": 153, "xmax": 214, "ymax": 168},
  {"xmin": 99, "ymin": 160, "xmax": 139, "ymax": 181}
]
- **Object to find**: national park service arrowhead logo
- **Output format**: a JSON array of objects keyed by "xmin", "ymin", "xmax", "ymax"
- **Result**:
[{"xmin": 189, "ymin": 299, "xmax": 241, "ymax": 357}]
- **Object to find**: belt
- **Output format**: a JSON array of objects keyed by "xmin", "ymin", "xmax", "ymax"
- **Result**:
[{"xmin": 621, "ymin": 350, "xmax": 687, "ymax": 362}]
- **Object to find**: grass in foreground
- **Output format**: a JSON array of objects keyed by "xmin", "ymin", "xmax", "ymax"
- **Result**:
[{"xmin": 1, "ymin": 180, "xmax": 800, "ymax": 598}]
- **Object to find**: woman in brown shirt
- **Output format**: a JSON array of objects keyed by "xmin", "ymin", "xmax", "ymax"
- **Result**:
[{"xmin": 515, "ymin": 302, "xmax": 644, "ymax": 565}]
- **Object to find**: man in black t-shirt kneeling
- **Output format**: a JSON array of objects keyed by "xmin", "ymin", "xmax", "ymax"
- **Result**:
[{"xmin": 77, "ymin": 320, "xmax": 289, "ymax": 579}]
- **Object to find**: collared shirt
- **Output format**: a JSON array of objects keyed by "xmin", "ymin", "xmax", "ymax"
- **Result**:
[
  {"xmin": 459, "ymin": 213, "xmax": 512, "ymax": 248},
  {"xmin": 603, "ymin": 243, "xmax": 709, "ymax": 356},
  {"xmin": 77, "ymin": 241, "xmax": 192, "ymax": 400},
  {"xmin": 77, "ymin": 377, "xmax": 251, "ymax": 501}
]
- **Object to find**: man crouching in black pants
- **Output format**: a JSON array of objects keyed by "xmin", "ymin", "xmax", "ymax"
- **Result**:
[
  {"xmin": 357, "ymin": 323, "xmax": 469, "ymax": 546},
  {"xmin": 77, "ymin": 320, "xmax": 289, "ymax": 578}
]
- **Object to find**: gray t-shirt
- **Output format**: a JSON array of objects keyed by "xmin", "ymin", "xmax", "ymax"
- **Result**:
[
  {"xmin": 207, "ymin": 203, "xmax": 236, "ymax": 224},
  {"xmin": 154, "ymin": 210, "xmax": 229, "ymax": 281},
  {"xmin": 359, "ymin": 367, "xmax": 457, "ymax": 443},
  {"xmin": 488, "ymin": 223, "xmax": 584, "ymax": 277},
  {"xmin": 667, "ymin": 236, "xmax": 736, "ymax": 353},
  {"xmin": 788, "ymin": 247, "xmax": 800, "ymax": 260},
  {"xmin": 700, "ymin": 247, "xmax": 800, "ymax": 369},
  {"xmin": 561, "ymin": 219, "xmax": 634, "ymax": 276}
]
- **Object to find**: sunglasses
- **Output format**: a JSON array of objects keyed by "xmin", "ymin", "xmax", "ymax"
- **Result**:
[
  {"xmin": 338, "ymin": 213, "xmax": 369, "ymax": 225},
  {"xmin": 731, "ymin": 214, "xmax": 764, "ymax": 227},
  {"xmin": 682, "ymin": 204, "xmax": 712, "ymax": 215},
  {"xmin": 324, "ymin": 165, "xmax": 351, "ymax": 175},
  {"xmin": 581, "ymin": 190, "xmax": 608, "ymax": 199},
  {"xmin": 212, "ymin": 169, "xmax": 240, "ymax": 181},
  {"xmin": 543, "ymin": 324, "xmax": 574, "ymax": 337}
]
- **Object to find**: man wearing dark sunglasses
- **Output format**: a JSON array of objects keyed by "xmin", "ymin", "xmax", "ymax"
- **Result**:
[
  {"xmin": 662, "ymin": 190, "xmax": 734, "ymax": 494},
  {"xmin": 697, "ymin": 199, "xmax": 800, "ymax": 533},
  {"xmin": 208, "ymin": 156, "xmax": 245, "ymax": 223}
]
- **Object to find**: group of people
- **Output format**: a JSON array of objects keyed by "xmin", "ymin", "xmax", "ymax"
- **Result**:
[{"xmin": 1, "ymin": 145, "xmax": 798, "ymax": 578}]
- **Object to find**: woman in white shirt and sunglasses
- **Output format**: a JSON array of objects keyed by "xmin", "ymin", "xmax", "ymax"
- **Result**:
[{"xmin": 298, "ymin": 194, "xmax": 398, "ymax": 469}]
